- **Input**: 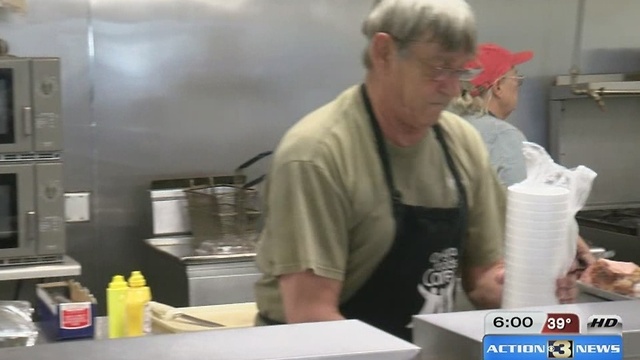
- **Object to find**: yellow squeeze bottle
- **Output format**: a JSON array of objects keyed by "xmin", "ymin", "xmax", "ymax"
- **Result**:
[
  {"xmin": 126, "ymin": 271, "xmax": 152, "ymax": 337},
  {"xmin": 107, "ymin": 275, "xmax": 128, "ymax": 339}
]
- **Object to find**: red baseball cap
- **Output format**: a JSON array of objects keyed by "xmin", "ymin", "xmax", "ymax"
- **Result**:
[{"xmin": 465, "ymin": 43, "xmax": 534, "ymax": 93}]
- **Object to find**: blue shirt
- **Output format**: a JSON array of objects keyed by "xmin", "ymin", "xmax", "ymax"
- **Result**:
[{"xmin": 464, "ymin": 113, "xmax": 527, "ymax": 187}]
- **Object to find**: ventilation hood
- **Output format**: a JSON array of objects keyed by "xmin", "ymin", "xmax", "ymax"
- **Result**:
[
  {"xmin": 553, "ymin": 73, "xmax": 640, "ymax": 110},
  {"xmin": 562, "ymin": 0, "xmax": 640, "ymax": 110},
  {"xmin": 556, "ymin": 73, "xmax": 640, "ymax": 88}
]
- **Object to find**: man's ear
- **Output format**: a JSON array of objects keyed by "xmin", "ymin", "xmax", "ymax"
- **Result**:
[
  {"xmin": 369, "ymin": 32, "xmax": 396, "ymax": 71},
  {"xmin": 491, "ymin": 81, "xmax": 503, "ymax": 99}
]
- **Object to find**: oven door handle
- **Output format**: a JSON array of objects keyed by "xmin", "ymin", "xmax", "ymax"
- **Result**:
[
  {"xmin": 22, "ymin": 106, "xmax": 33, "ymax": 136},
  {"xmin": 26, "ymin": 211, "xmax": 36, "ymax": 245}
]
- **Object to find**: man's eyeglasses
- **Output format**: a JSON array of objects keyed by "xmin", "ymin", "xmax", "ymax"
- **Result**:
[
  {"xmin": 387, "ymin": 35, "xmax": 478, "ymax": 82},
  {"xmin": 504, "ymin": 75, "xmax": 525, "ymax": 86},
  {"xmin": 428, "ymin": 66, "xmax": 479, "ymax": 82}
]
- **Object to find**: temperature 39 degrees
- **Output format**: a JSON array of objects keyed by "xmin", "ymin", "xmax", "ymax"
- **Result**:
[{"xmin": 542, "ymin": 313, "xmax": 580, "ymax": 333}]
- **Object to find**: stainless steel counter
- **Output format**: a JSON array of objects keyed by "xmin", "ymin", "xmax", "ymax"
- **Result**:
[
  {"xmin": 143, "ymin": 236, "xmax": 609, "ymax": 310},
  {"xmin": 413, "ymin": 300, "xmax": 640, "ymax": 359},
  {"xmin": 9, "ymin": 320, "xmax": 420, "ymax": 360},
  {"xmin": 145, "ymin": 236, "xmax": 256, "ymax": 265},
  {"xmin": 142, "ymin": 236, "xmax": 261, "ymax": 307}
]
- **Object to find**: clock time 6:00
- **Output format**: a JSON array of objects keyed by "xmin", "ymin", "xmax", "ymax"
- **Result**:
[{"xmin": 493, "ymin": 316, "xmax": 534, "ymax": 328}]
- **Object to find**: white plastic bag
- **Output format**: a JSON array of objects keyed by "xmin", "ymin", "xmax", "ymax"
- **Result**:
[
  {"xmin": 0, "ymin": 302, "xmax": 37, "ymax": 348},
  {"xmin": 520, "ymin": 142, "xmax": 597, "ymax": 277}
]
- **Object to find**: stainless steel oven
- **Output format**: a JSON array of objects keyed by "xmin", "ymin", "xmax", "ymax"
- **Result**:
[
  {"xmin": 549, "ymin": 75, "xmax": 640, "ymax": 265},
  {"xmin": 0, "ymin": 159, "xmax": 65, "ymax": 265},
  {"xmin": 0, "ymin": 56, "xmax": 62, "ymax": 154},
  {"xmin": 575, "ymin": 207, "xmax": 640, "ymax": 265},
  {"xmin": 0, "ymin": 54, "xmax": 65, "ymax": 266}
]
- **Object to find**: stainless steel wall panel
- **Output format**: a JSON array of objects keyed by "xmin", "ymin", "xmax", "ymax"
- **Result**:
[
  {"xmin": 89, "ymin": 0, "xmax": 369, "ymax": 178},
  {"xmin": 551, "ymin": 97, "xmax": 640, "ymax": 207}
]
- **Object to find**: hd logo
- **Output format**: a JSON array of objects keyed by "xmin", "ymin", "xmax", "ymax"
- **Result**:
[{"xmin": 548, "ymin": 340, "xmax": 574, "ymax": 358}]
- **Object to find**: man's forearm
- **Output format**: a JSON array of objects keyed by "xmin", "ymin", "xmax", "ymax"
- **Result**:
[
  {"xmin": 285, "ymin": 304, "xmax": 345, "ymax": 323},
  {"xmin": 279, "ymin": 271, "xmax": 346, "ymax": 324}
]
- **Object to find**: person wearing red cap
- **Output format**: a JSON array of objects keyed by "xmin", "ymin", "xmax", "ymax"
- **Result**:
[
  {"xmin": 449, "ymin": 42, "xmax": 596, "ymax": 268},
  {"xmin": 449, "ymin": 42, "xmax": 533, "ymax": 187}
]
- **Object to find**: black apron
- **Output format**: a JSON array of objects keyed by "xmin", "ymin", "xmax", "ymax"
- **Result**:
[
  {"xmin": 259, "ymin": 85, "xmax": 468, "ymax": 342},
  {"xmin": 338, "ymin": 85, "xmax": 469, "ymax": 341}
]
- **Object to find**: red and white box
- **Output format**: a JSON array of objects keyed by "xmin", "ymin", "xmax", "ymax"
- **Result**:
[{"xmin": 36, "ymin": 280, "xmax": 97, "ymax": 340}]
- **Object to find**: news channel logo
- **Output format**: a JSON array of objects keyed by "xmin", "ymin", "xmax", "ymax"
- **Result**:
[
  {"xmin": 548, "ymin": 339, "xmax": 573, "ymax": 358},
  {"xmin": 483, "ymin": 335, "xmax": 622, "ymax": 359}
]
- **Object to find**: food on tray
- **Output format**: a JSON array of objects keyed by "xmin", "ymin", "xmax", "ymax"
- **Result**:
[{"xmin": 580, "ymin": 259, "xmax": 640, "ymax": 297}]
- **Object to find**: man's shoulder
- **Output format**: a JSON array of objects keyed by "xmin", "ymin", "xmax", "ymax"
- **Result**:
[{"xmin": 274, "ymin": 85, "xmax": 364, "ymax": 164}]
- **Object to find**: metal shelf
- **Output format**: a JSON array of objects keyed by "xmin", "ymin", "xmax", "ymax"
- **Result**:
[{"xmin": 0, "ymin": 255, "xmax": 80, "ymax": 281}]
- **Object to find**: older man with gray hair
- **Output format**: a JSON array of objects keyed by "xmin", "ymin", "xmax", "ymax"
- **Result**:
[{"xmin": 254, "ymin": 0, "xmax": 578, "ymax": 341}]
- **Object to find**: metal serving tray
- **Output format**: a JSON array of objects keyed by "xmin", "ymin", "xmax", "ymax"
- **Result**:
[{"xmin": 577, "ymin": 280, "xmax": 638, "ymax": 301}]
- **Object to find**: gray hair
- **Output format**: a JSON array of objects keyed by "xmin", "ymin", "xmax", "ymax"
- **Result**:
[
  {"xmin": 447, "ymin": 75, "xmax": 513, "ymax": 117},
  {"xmin": 447, "ymin": 89, "xmax": 488, "ymax": 117},
  {"xmin": 361, "ymin": 0, "xmax": 477, "ymax": 69}
]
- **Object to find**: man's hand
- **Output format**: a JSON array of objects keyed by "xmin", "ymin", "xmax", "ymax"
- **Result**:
[
  {"xmin": 465, "ymin": 259, "xmax": 579, "ymax": 308},
  {"xmin": 556, "ymin": 260, "xmax": 579, "ymax": 304},
  {"xmin": 463, "ymin": 261, "xmax": 504, "ymax": 309},
  {"xmin": 577, "ymin": 236, "xmax": 597, "ymax": 267}
]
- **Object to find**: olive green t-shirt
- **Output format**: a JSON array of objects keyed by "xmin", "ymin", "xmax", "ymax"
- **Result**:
[{"xmin": 254, "ymin": 85, "xmax": 506, "ymax": 323}]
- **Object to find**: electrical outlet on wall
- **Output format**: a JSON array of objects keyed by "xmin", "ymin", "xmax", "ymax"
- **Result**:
[{"xmin": 65, "ymin": 192, "xmax": 91, "ymax": 222}]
